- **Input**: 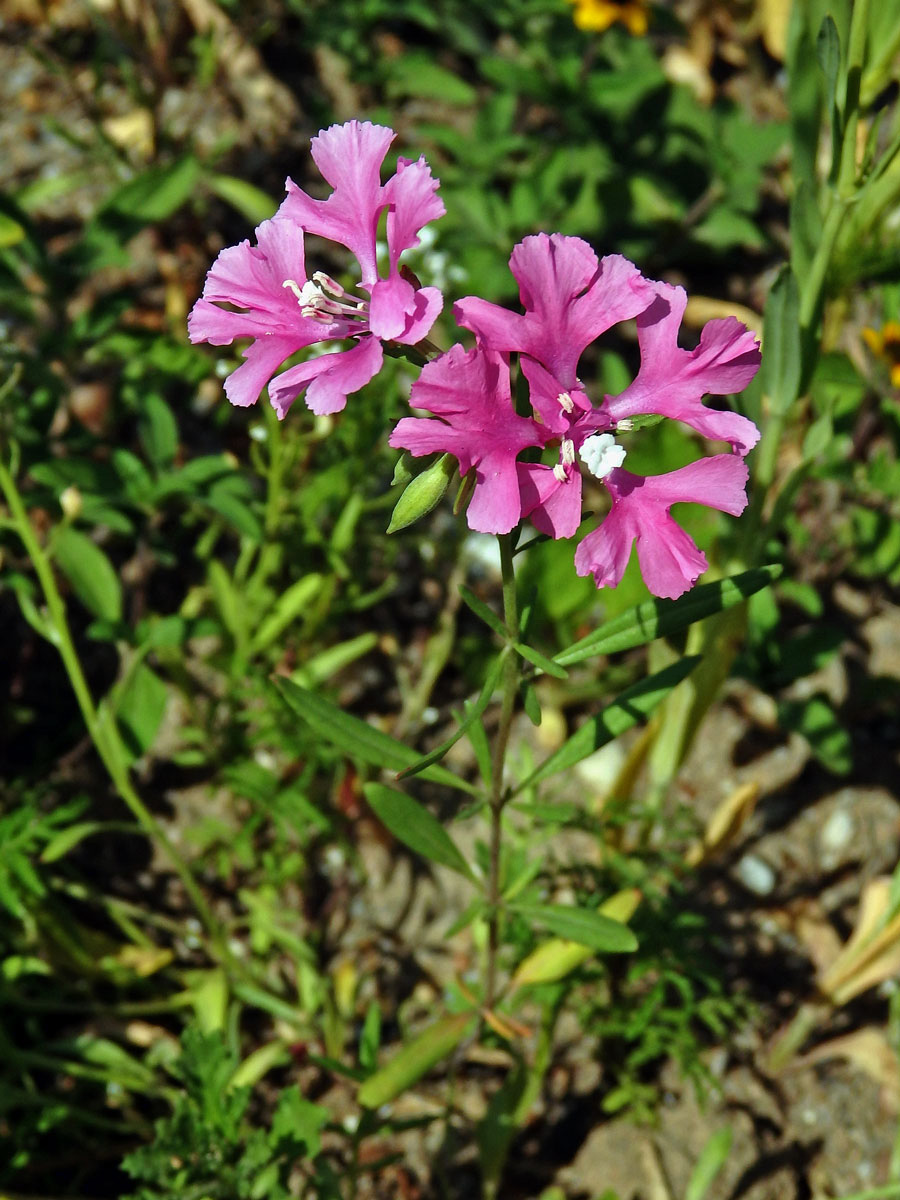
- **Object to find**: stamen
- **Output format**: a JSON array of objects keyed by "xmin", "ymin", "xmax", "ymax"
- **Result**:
[
  {"xmin": 561, "ymin": 438, "xmax": 576, "ymax": 466},
  {"xmin": 553, "ymin": 463, "xmax": 568, "ymax": 483},
  {"xmin": 558, "ymin": 391, "xmax": 575, "ymax": 413},
  {"xmin": 579, "ymin": 432, "xmax": 626, "ymax": 480},
  {"xmin": 312, "ymin": 271, "xmax": 346, "ymax": 298},
  {"xmin": 616, "ymin": 418, "xmax": 634, "ymax": 432}
]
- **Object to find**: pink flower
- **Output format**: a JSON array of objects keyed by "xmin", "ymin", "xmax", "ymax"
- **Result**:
[
  {"xmin": 455, "ymin": 233, "xmax": 652, "ymax": 401},
  {"xmin": 389, "ymin": 346, "xmax": 546, "ymax": 535},
  {"xmin": 391, "ymin": 233, "xmax": 760, "ymax": 599},
  {"xmin": 188, "ymin": 120, "xmax": 444, "ymax": 417}
]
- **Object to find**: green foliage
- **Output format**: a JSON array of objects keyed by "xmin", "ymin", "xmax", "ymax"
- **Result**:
[{"xmin": 121, "ymin": 1029, "xmax": 331, "ymax": 1200}]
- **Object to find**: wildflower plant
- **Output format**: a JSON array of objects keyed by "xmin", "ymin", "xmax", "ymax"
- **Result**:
[{"xmin": 185, "ymin": 116, "xmax": 773, "ymax": 1189}]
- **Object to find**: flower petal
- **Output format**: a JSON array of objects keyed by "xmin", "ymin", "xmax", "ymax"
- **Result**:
[
  {"xmin": 456, "ymin": 235, "xmax": 652, "ymax": 387},
  {"xmin": 517, "ymin": 463, "xmax": 584, "ymax": 538},
  {"xmin": 604, "ymin": 282, "xmax": 761, "ymax": 454},
  {"xmin": 277, "ymin": 121, "xmax": 395, "ymax": 285},
  {"xmin": 223, "ymin": 335, "xmax": 302, "ymax": 409},
  {"xmin": 574, "ymin": 456, "xmax": 750, "ymax": 598},
  {"xmin": 383, "ymin": 155, "xmax": 446, "ymax": 269},
  {"xmin": 369, "ymin": 278, "xmax": 444, "ymax": 344},
  {"xmin": 269, "ymin": 336, "xmax": 384, "ymax": 417},
  {"xmin": 188, "ymin": 218, "xmax": 351, "ymax": 354}
]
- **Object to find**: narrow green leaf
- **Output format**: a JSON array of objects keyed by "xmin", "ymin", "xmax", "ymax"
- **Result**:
[
  {"xmin": 459, "ymin": 585, "xmax": 507, "ymax": 639},
  {"xmin": 816, "ymin": 16, "xmax": 842, "ymax": 126},
  {"xmin": 514, "ymin": 641, "xmax": 567, "ymax": 680},
  {"xmin": 251, "ymin": 574, "xmax": 323, "ymax": 654},
  {"xmin": 363, "ymin": 784, "xmax": 474, "ymax": 880},
  {"xmin": 53, "ymin": 526, "xmax": 122, "ymax": 622},
  {"xmin": 760, "ymin": 266, "xmax": 802, "ymax": 412},
  {"xmin": 41, "ymin": 822, "xmax": 107, "ymax": 863},
  {"xmin": 116, "ymin": 663, "xmax": 168, "ymax": 759},
  {"xmin": 101, "ymin": 156, "xmax": 201, "ymax": 223},
  {"xmin": 272, "ymin": 678, "xmax": 477, "ymax": 794},
  {"xmin": 554, "ymin": 567, "xmax": 781, "ymax": 667},
  {"xmin": 517, "ymin": 657, "xmax": 700, "ymax": 792},
  {"xmin": 207, "ymin": 173, "xmax": 277, "ymax": 224},
  {"xmin": 357, "ymin": 1012, "xmax": 476, "ymax": 1108},
  {"xmin": 685, "ymin": 1127, "xmax": 733, "ymax": 1200},
  {"xmin": 397, "ymin": 652, "xmax": 506, "ymax": 779},
  {"xmin": 511, "ymin": 904, "xmax": 637, "ymax": 952}
]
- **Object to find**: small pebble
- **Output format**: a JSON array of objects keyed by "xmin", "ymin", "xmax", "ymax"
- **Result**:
[
  {"xmin": 821, "ymin": 807, "xmax": 854, "ymax": 853},
  {"xmin": 736, "ymin": 853, "xmax": 776, "ymax": 896}
]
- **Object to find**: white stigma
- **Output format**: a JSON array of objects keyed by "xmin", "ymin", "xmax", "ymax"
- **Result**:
[
  {"xmin": 558, "ymin": 391, "xmax": 574, "ymax": 413},
  {"xmin": 282, "ymin": 278, "xmax": 307, "ymax": 302},
  {"xmin": 579, "ymin": 432, "xmax": 627, "ymax": 480}
]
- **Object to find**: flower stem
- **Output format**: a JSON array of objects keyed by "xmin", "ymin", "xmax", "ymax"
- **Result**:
[
  {"xmin": 0, "ymin": 453, "xmax": 230, "ymax": 965},
  {"xmin": 485, "ymin": 532, "xmax": 520, "ymax": 1011}
]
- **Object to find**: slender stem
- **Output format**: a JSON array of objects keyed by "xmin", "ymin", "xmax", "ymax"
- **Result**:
[
  {"xmin": 485, "ymin": 533, "xmax": 520, "ymax": 1011},
  {"xmin": 0, "ymin": 454, "xmax": 229, "ymax": 963}
]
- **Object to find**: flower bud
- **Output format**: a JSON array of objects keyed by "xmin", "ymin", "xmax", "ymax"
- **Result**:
[
  {"xmin": 387, "ymin": 453, "xmax": 456, "ymax": 533},
  {"xmin": 59, "ymin": 485, "xmax": 83, "ymax": 521}
]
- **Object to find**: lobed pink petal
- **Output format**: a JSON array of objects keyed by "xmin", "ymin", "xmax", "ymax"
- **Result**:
[
  {"xmin": 223, "ymin": 336, "xmax": 302, "ymax": 409},
  {"xmin": 517, "ymin": 463, "xmax": 583, "ymax": 538},
  {"xmin": 467, "ymin": 450, "xmax": 528, "ymax": 535},
  {"xmin": 574, "ymin": 456, "xmax": 750, "ymax": 598},
  {"xmin": 368, "ymin": 278, "xmax": 444, "ymax": 343},
  {"xmin": 369, "ymin": 275, "xmax": 417, "ymax": 341},
  {"xmin": 268, "ymin": 336, "xmax": 383, "ymax": 418},
  {"xmin": 383, "ymin": 155, "xmax": 446, "ymax": 269},
  {"xmin": 604, "ymin": 282, "xmax": 761, "ymax": 455},
  {"xmin": 188, "ymin": 219, "xmax": 324, "ymax": 345},
  {"xmin": 398, "ymin": 285, "xmax": 443, "ymax": 345},
  {"xmin": 456, "ymin": 235, "xmax": 653, "ymax": 388},
  {"xmin": 277, "ymin": 121, "xmax": 395, "ymax": 286}
]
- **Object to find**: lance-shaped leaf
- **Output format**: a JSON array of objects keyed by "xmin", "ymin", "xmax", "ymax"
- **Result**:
[
  {"xmin": 511, "ymin": 903, "xmax": 637, "ymax": 953},
  {"xmin": 272, "ymin": 678, "xmax": 476, "ymax": 794},
  {"xmin": 515, "ymin": 657, "xmax": 700, "ymax": 793},
  {"xmin": 554, "ymin": 566, "xmax": 781, "ymax": 667},
  {"xmin": 397, "ymin": 651, "xmax": 506, "ymax": 779},
  {"xmin": 363, "ymin": 784, "xmax": 475, "ymax": 880},
  {"xmin": 358, "ymin": 1012, "xmax": 477, "ymax": 1108},
  {"xmin": 511, "ymin": 889, "xmax": 642, "ymax": 989}
]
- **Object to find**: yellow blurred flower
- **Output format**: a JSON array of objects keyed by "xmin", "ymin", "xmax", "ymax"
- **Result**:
[
  {"xmin": 863, "ymin": 321, "xmax": 900, "ymax": 388},
  {"xmin": 567, "ymin": 0, "xmax": 650, "ymax": 35}
]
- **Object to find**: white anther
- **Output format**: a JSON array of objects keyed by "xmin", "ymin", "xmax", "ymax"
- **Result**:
[
  {"xmin": 561, "ymin": 438, "xmax": 576, "ymax": 466},
  {"xmin": 553, "ymin": 463, "xmax": 568, "ymax": 483},
  {"xmin": 579, "ymin": 432, "xmax": 627, "ymax": 480},
  {"xmin": 312, "ymin": 271, "xmax": 345, "ymax": 298},
  {"xmin": 558, "ymin": 391, "xmax": 575, "ymax": 413},
  {"xmin": 616, "ymin": 418, "xmax": 634, "ymax": 432}
]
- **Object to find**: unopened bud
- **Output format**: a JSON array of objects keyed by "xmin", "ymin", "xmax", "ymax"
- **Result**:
[
  {"xmin": 387, "ymin": 453, "xmax": 457, "ymax": 533},
  {"xmin": 59, "ymin": 485, "xmax": 82, "ymax": 520}
]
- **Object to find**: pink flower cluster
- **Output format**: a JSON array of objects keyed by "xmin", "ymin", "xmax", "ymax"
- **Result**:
[
  {"xmin": 189, "ymin": 121, "xmax": 761, "ymax": 600},
  {"xmin": 188, "ymin": 121, "xmax": 444, "ymax": 417}
]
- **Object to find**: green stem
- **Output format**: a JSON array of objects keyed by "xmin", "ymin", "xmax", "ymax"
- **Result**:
[
  {"xmin": 485, "ymin": 533, "xmax": 520, "ymax": 1011},
  {"xmin": 0, "ymin": 454, "xmax": 229, "ymax": 964}
]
